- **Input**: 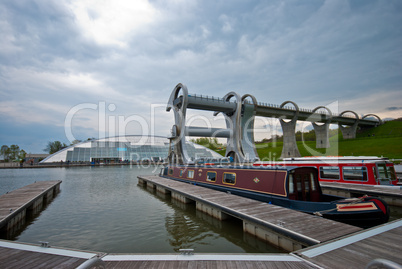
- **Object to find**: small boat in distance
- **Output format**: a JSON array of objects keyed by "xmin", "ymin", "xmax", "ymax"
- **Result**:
[
  {"xmin": 254, "ymin": 156, "xmax": 400, "ymax": 186},
  {"xmin": 161, "ymin": 164, "xmax": 390, "ymax": 228}
]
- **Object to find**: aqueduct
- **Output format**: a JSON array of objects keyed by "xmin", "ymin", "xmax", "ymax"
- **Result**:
[{"xmin": 166, "ymin": 83, "xmax": 381, "ymax": 164}]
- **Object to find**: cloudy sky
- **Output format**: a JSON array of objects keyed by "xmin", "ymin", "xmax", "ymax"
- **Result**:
[{"xmin": 1, "ymin": 0, "xmax": 401, "ymax": 153}]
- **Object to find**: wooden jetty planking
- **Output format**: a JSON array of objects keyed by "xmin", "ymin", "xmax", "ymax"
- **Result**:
[
  {"xmin": 138, "ymin": 175, "xmax": 362, "ymax": 251},
  {"xmin": 296, "ymin": 219, "xmax": 402, "ymax": 269},
  {"xmin": 102, "ymin": 254, "xmax": 318, "ymax": 269},
  {"xmin": 0, "ymin": 240, "xmax": 104, "ymax": 269},
  {"xmin": 320, "ymin": 182, "xmax": 402, "ymax": 207},
  {"xmin": 0, "ymin": 177, "xmax": 398, "ymax": 268},
  {"xmin": 0, "ymin": 240, "xmax": 318, "ymax": 269},
  {"xmin": 103, "ymin": 259, "xmax": 315, "ymax": 269},
  {"xmin": 0, "ymin": 180, "xmax": 62, "ymax": 232}
]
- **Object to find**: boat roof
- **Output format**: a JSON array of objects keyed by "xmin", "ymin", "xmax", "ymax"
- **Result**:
[
  {"xmin": 255, "ymin": 156, "xmax": 392, "ymax": 165},
  {"xmin": 282, "ymin": 156, "xmax": 389, "ymax": 161},
  {"xmin": 173, "ymin": 164, "xmax": 311, "ymax": 172}
]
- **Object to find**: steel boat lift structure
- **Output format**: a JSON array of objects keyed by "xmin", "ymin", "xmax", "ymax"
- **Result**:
[
  {"xmin": 166, "ymin": 83, "xmax": 259, "ymax": 164},
  {"xmin": 166, "ymin": 83, "xmax": 382, "ymax": 164},
  {"xmin": 164, "ymin": 83, "xmax": 390, "ymax": 228}
]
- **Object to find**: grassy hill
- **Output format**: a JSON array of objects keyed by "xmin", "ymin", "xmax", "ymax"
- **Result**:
[{"xmin": 215, "ymin": 119, "xmax": 402, "ymax": 161}]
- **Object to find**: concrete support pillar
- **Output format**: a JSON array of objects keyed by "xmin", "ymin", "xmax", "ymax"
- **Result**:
[
  {"xmin": 311, "ymin": 106, "xmax": 332, "ymax": 148},
  {"xmin": 45, "ymin": 189, "xmax": 54, "ymax": 202},
  {"xmin": 172, "ymin": 192, "xmax": 193, "ymax": 204},
  {"xmin": 243, "ymin": 221, "xmax": 304, "ymax": 252},
  {"xmin": 313, "ymin": 123, "xmax": 330, "ymax": 148},
  {"xmin": 339, "ymin": 110, "xmax": 359, "ymax": 139},
  {"xmin": 280, "ymin": 101, "xmax": 301, "ymax": 159},
  {"xmin": 7, "ymin": 210, "xmax": 26, "ymax": 231},
  {"xmin": 196, "ymin": 202, "xmax": 229, "ymax": 220},
  {"xmin": 340, "ymin": 124, "xmax": 358, "ymax": 139},
  {"xmin": 147, "ymin": 182, "xmax": 156, "ymax": 191},
  {"xmin": 156, "ymin": 185, "xmax": 171, "ymax": 195},
  {"xmin": 30, "ymin": 197, "xmax": 44, "ymax": 215}
]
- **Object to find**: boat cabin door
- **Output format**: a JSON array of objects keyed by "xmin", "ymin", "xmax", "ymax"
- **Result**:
[
  {"xmin": 375, "ymin": 162, "xmax": 396, "ymax": 185},
  {"xmin": 288, "ymin": 168, "xmax": 320, "ymax": 202}
]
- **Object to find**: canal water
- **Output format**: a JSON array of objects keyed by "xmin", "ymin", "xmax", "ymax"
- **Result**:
[{"xmin": 0, "ymin": 165, "xmax": 283, "ymax": 254}]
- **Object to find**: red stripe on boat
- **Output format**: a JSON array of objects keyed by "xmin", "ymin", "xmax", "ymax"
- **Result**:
[
  {"xmin": 342, "ymin": 204, "xmax": 374, "ymax": 209},
  {"xmin": 368, "ymin": 199, "xmax": 387, "ymax": 214}
]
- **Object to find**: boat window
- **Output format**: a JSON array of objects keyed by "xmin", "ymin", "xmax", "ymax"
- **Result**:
[
  {"xmin": 376, "ymin": 163, "xmax": 395, "ymax": 183},
  {"xmin": 387, "ymin": 166, "xmax": 396, "ymax": 181},
  {"xmin": 223, "ymin": 173, "xmax": 236, "ymax": 185},
  {"xmin": 296, "ymin": 175, "xmax": 302, "ymax": 192},
  {"xmin": 187, "ymin": 170, "xmax": 194, "ymax": 179},
  {"xmin": 168, "ymin": 168, "xmax": 174, "ymax": 175},
  {"xmin": 342, "ymin": 166, "xmax": 368, "ymax": 181},
  {"xmin": 207, "ymin": 171, "xmax": 216, "ymax": 182},
  {"xmin": 372, "ymin": 167, "xmax": 378, "ymax": 181},
  {"xmin": 377, "ymin": 164, "xmax": 387, "ymax": 179},
  {"xmin": 304, "ymin": 175, "xmax": 310, "ymax": 201},
  {"xmin": 304, "ymin": 175, "xmax": 310, "ymax": 191},
  {"xmin": 310, "ymin": 173, "xmax": 316, "ymax": 191},
  {"xmin": 179, "ymin": 169, "xmax": 183, "ymax": 177},
  {"xmin": 289, "ymin": 174, "xmax": 294, "ymax": 194},
  {"xmin": 319, "ymin": 166, "xmax": 340, "ymax": 180}
]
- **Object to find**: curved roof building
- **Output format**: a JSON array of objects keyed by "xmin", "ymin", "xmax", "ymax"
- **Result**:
[{"xmin": 41, "ymin": 135, "xmax": 222, "ymax": 163}]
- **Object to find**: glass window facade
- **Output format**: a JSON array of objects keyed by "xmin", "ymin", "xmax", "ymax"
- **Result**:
[{"xmin": 41, "ymin": 135, "xmax": 223, "ymax": 163}]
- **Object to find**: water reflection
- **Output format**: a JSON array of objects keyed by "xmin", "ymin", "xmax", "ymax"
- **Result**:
[
  {"xmin": 390, "ymin": 205, "xmax": 402, "ymax": 221},
  {"xmin": 1, "ymin": 185, "xmax": 60, "ymax": 240},
  {"xmin": 140, "ymin": 185, "xmax": 283, "ymax": 253},
  {"xmin": 0, "ymin": 166, "xmax": 283, "ymax": 253},
  {"xmin": 2, "ymin": 165, "xmax": 399, "ymax": 254}
]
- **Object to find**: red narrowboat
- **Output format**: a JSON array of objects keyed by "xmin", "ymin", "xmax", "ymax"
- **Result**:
[
  {"xmin": 254, "ymin": 156, "xmax": 399, "ymax": 186},
  {"xmin": 161, "ymin": 164, "xmax": 389, "ymax": 228}
]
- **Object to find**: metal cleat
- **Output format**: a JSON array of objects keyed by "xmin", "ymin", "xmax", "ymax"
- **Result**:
[{"xmin": 39, "ymin": 241, "xmax": 50, "ymax": 248}]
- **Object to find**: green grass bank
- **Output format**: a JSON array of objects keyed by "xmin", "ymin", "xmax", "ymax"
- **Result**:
[{"xmin": 216, "ymin": 119, "xmax": 402, "ymax": 161}]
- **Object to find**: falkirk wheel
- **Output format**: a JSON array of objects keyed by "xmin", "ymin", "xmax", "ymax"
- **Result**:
[{"xmin": 166, "ymin": 83, "xmax": 382, "ymax": 164}]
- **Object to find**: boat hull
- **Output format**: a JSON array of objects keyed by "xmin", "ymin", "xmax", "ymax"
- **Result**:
[{"xmin": 162, "ymin": 165, "xmax": 389, "ymax": 228}]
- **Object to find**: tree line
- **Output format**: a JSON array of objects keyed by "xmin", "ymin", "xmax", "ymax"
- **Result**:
[
  {"xmin": 44, "ymin": 138, "xmax": 94, "ymax": 154},
  {"xmin": 0, "ymin": 145, "xmax": 26, "ymax": 162},
  {"xmin": 0, "ymin": 138, "xmax": 95, "ymax": 162}
]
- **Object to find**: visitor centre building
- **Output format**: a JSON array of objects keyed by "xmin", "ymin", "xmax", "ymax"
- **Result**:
[{"xmin": 40, "ymin": 135, "xmax": 222, "ymax": 164}]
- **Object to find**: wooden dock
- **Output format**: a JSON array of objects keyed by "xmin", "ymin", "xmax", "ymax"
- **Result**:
[
  {"xmin": 0, "ymin": 240, "xmax": 105, "ymax": 269},
  {"xmin": 0, "ymin": 181, "xmax": 62, "ymax": 236},
  {"xmin": 320, "ymin": 182, "xmax": 402, "ymax": 207},
  {"xmin": 102, "ymin": 253, "xmax": 315, "ymax": 268},
  {"xmin": 1, "ymin": 221, "xmax": 401, "ymax": 268},
  {"xmin": 138, "ymin": 175, "xmax": 362, "ymax": 252},
  {"xmin": 0, "ymin": 177, "xmax": 400, "ymax": 268},
  {"xmin": 0, "ymin": 239, "xmax": 317, "ymax": 268},
  {"xmin": 296, "ymin": 219, "xmax": 402, "ymax": 268}
]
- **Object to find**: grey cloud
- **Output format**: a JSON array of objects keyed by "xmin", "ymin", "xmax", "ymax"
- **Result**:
[
  {"xmin": 386, "ymin": 107, "xmax": 402, "ymax": 111},
  {"xmin": 1, "ymin": 0, "xmax": 402, "ymax": 153}
]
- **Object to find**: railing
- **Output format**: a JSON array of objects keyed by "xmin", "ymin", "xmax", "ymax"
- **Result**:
[
  {"xmin": 189, "ymin": 93, "xmax": 358, "ymax": 118},
  {"xmin": 189, "ymin": 93, "xmax": 227, "ymax": 103}
]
